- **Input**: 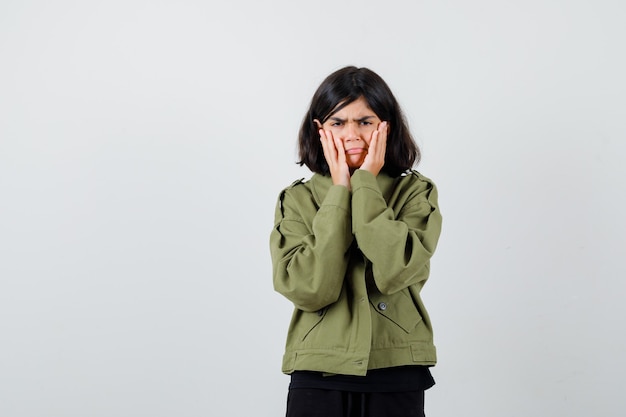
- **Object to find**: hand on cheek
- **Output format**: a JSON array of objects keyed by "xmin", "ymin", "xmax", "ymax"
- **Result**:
[
  {"xmin": 360, "ymin": 121, "xmax": 388, "ymax": 176},
  {"xmin": 319, "ymin": 128, "xmax": 351, "ymax": 189}
]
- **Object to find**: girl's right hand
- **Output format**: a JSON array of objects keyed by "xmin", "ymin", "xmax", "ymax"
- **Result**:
[{"xmin": 319, "ymin": 128, "xmax": 351, "ymax": 189}]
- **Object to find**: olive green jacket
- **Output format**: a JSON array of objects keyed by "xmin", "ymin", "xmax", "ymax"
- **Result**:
[{"xmin": 270, "ymin": 169, "xmax": 442, "ymax": 376}]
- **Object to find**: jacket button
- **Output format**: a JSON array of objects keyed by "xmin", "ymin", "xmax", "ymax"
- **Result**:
[{"xmin": 378, "ymin": 302, "xmax": 387, "ymax": 311}]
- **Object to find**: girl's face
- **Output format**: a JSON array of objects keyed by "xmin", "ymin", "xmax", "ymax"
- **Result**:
[{"xmin": 317, "ymin": 97, "xmax": 382, "ymax": 170}]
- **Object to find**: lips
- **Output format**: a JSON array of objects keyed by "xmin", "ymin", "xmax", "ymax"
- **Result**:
[{"xmin": 345, "ymin": 148, "xmax": 366, "ymax": 155}]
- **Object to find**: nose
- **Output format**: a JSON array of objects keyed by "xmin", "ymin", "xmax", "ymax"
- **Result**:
[{"xmin": 344, "ymin": 122, "xmax": 361, "ymax": 142}]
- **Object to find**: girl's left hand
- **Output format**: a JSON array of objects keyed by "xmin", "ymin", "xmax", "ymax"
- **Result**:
[{"xmin": 360, "ymin": 121, "xmax": 388, "ymax": 176}]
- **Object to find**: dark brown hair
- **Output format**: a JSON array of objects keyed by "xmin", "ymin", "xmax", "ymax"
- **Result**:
[{"xmin": 297, "ymin": 66, "xmax": 420, "ymax": 176}]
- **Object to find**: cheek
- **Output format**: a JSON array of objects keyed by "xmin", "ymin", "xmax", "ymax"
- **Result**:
[{"xmin": 363, "ymin": 128, "xmax": 377, "ymax": 144}]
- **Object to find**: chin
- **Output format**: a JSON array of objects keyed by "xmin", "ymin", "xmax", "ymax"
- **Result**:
[{"xmin": 348, "ymin": 159, "xmax": 365, "ymax": 169}]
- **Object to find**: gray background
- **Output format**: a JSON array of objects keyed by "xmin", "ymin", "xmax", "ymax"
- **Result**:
[{"xmin": 1, "ymin": 0, "xmax": 624, "ymax": 416}]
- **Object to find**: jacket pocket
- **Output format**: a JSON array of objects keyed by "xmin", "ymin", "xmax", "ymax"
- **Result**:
[
  {"xmin": 369, "ymin": 289, "xmax": 422, "ymax": 333},
  {"xmin": 290, "ymin": 308, "xmax": 326, "ymax": 341}
]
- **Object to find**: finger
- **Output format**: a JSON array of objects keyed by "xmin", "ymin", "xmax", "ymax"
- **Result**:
[
  {"xmin": 367, "ymin": 132, "xmax": 378, "ymax": 162},
  {"xmin": 320, "ymin": 129, "xmax": 343, "ymax": 174},
  {"xmin": 369, "ymin": 122, "xmax": 385, "ymax": 157},
  {"xmin": 319, "ymin": 129, "xmax": 335, "ymax": 163},
  {"xmin": 377, "ymin": 121, "xmax": 388, "ymax": 155},
  {"xmin": 332, "ymin": 133, "xmax": 347, "ymax": 163},
  {"xmin": 325, "ymin": 129, "xmax": 340, "ymax": 162},
  {"xmin": 360, "ymin": 122, "xmax": 388, "ymax": 175}
]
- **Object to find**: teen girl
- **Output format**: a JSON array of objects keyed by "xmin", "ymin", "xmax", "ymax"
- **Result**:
[{"xmin": 270, "ymin": 66, "xmax": 442, "ymax": 417}]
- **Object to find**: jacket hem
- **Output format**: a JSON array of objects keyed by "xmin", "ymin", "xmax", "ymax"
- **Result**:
[{"xmin": 282, "ymin": 343, "xmax": 437, "ymax": 377}]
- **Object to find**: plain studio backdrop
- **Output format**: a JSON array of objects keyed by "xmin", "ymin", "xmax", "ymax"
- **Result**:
[{"xmin": 1, "ymin": 0, "xmax": 624, "ymax": 416}]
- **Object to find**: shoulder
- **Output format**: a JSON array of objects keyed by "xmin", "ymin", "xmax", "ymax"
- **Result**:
[
  {"xmin": 279, "ymin": 177, "xmax": 310, "ymax": 198},
  {"xmin": 393, "ymin": 170, "xmax": 440, "ymax": 211},
  {"xmin": 275, "ymin": 177, "xmax": 312, "ymax": 215},
  {"xmin": 397, "ymin": 170, "xmax": 440, "ymax": 214},
  {"xmin": 285, "ymin": 177, "xmax": 306, "ymax": 190},
  {"xmin": 397, "ymin": 169, "xmax": 438, "ymax": 192}
]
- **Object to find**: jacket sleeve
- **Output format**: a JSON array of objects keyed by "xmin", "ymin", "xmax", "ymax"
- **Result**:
[
  {"xmin": 270, "ymin": 183, "xmax": 354, "ymax": 312},
  {"xmin": 350, "ymin": 169, "xmax": 442, "ymax": 294}
]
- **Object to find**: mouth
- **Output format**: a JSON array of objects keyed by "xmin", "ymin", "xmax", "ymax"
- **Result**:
[{"xmin": 345, "ymin": 148, "xmax": 367, "ymax": 155}]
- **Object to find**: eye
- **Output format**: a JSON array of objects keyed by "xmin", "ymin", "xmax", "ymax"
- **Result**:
[
  {"xmin": 360, "ymin": 121, "xmax": 372, "ymax": 126},
  {"xmin": 330, "ymin": 121, "xmax": 343, "ymax": 127}
]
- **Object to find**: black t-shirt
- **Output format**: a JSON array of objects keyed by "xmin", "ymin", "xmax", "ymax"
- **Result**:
[{"xmin": 289, "ymin": 366, "xmax": 435, "ymax": 393}]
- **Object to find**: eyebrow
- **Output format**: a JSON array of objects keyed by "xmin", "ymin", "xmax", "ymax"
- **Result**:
[{"xmin": 328, "ymin": 116, "xmax": 376, "ymax": 123}]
